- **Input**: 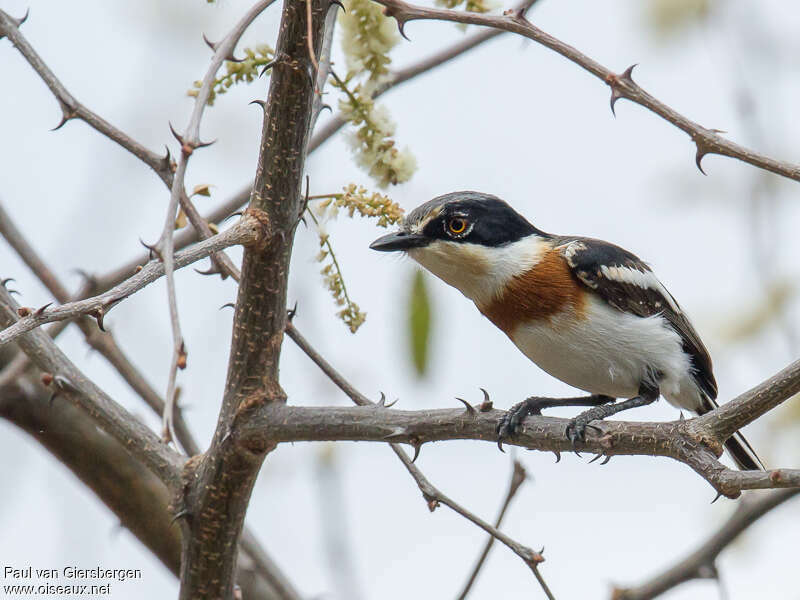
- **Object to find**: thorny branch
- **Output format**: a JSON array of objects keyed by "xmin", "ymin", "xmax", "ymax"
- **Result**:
[
  {"xmin": 0, "ymin": 283, "xmax": 184, "ymax": 489},
  {"xmin": 613, "ymin": 488, "xmax": 800, "ymax": 600},
  {"xmin": 0, "ymin": 217, "xmax": 261, "ymax": 347},
  {"xmin": 373, "ymin": 0, "xmax": 800, "ymax": 183},
  {"xmin": 0, "ymin": 202, "xmax": 200, "ymax": 456},
  {"xmin": 457, "ymin": 459, "xmax": 527, "ymax": 600},
  {"xmin": 308, "ymin": 0, "xmax": 541, "ymax": 154},
  {"xmin": 284, "ymin": 324, "xmax": 554, "ymax": 599},
  {"xmin": 236, "ymin": 351, "xmax": 800, "ymax": 500},
  {"xmin": 156, "ymin": 0, "xmax": 277, "ymax": 443}
]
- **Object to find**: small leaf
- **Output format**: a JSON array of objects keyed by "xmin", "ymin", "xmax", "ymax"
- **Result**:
[
  {"xmin": 174, "ymin": 209, "xmax": 188, "ymax": 230},
  {"xmin": 408, "ymin": 269, "xmax": 432, "ymax": 377},
  {"xmin": 191, "ymin": 183, "xmax": 212, "ymax": 197}
]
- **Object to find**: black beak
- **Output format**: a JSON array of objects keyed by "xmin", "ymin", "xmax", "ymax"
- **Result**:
[{"xmin": 369, "ymin": 231, "xmax": 430, "ymax": 252}]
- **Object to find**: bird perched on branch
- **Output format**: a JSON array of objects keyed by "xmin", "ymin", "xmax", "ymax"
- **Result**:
[{"xmin": 370, "ymin": 191, "xmax": 762, "ymax": 470}]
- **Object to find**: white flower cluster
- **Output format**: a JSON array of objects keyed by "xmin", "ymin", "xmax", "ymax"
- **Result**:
[
  {"xmin": 339, "ymin": 0, "xmax": 400, "ymax": 88},
  {"xmin": 336, "ymin": 80, "xmax": 417, "ymax": 188}
]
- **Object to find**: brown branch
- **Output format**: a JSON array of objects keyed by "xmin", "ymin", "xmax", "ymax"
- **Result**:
[
  {"xmin": 0, "ymin": 216, "xmax": 261, "ymax": 347},
  {"xmin": 0, "ymin": 376, "xmax": 295, "ymax": 600},
  {"xmin": 0, "ymin": 9, "xmax": 173, "ymax": 185},
  {"xmin": 0, "ymin": 284, "xmax": 184, "ymax": 489},
  {"xmin": 0, "ymin": 202, "xmax": 200, "ymax": 455},
  {"xmin": 613, "ymin": 488, "xmax": 800, "ymax": 600},
  {"xmin": 284, "ymin": 324, "xmax": 553, "ymax": 598},
  {"xmin": 307, "ymin": 0, "xmax": 541, "ymax": 155},
  {"xmin": 456, "ymin": 459, "xmax": 527, "ymax": 600},
  {"xmin": 156, "ymin": 0, "xmax": 276, "ymax": 443},
  {"xmin": 695, "ymin": 358, "xmax": 800, "ymax": 440},
  {"xmin": 372, "ymin": 0, "xmax": 800, "ymax": 183},
  {"xmin": 176, "ymin": 1, "xmax": 330, "ymax": 597},
  {"xmin": 235, "ymin": 369, "xmax": 800, "ymax": 499}
]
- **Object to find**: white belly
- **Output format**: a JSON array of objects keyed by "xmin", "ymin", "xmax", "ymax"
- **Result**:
[{"xmin": 506, "ymin": 296, "xmax": 704, "ymax": 410}]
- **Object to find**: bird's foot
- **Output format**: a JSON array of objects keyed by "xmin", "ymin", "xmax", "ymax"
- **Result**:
[
  {"xmin": 496, "ymin": 397, "xmax": 548, "ymax": 451},
  {"xmin": 565, "ymin": 405, "xmax": 614, "ymax": 446}
]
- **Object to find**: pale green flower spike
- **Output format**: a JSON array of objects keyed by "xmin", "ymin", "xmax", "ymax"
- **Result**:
[{"xmin": 308, "ymin": 185, "xmax": 405, "ymax": 332}]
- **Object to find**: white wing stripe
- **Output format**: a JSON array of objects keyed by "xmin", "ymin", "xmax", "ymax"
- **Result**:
[{"xmin": 598, "ymin": 265, "xmax": 681, "ymax": 313}]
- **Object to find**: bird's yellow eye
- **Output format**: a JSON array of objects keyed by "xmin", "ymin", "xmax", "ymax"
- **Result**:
[{"xmin": 448, "ymin": 218, "xmax": 467, "ymax": 235}]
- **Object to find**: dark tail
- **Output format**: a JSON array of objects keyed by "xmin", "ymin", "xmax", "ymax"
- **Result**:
[{"xmin": 698, "ymin": 395, "xmax": 765, "ymax": 471}]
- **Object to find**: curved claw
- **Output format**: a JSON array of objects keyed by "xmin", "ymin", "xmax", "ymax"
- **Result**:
[
  {"xmin": 219, "ymin": 302, "xmax": 236, "ymax": 310},
  {"xmin": 552, "ymin": 450, "xmax": 561, "ymax": 463}
]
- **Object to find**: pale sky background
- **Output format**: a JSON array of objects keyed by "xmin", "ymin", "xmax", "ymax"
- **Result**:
[{"xmin": 1, "ymin": 1, "xmax": 799, "ymax": 599}]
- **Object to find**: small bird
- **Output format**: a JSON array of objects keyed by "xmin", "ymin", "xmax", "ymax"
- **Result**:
[{"xmin": 370, "ymin": 191, "xmax": 762, "ymax": 470}]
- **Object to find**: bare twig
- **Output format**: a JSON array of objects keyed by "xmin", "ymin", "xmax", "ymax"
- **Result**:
[
  {"xmin": 0, "ymin": 285, "xmax": 185, "ymax": 489},
  {"xmin": 0, "ymin": 9, "xmax": 173, "ymax": 185},
  {"xmin": 457, "ymin": 459, "xmax": 527, "ymax": 600},
  {"xmin": 284, "ymin": 324, "xmax": 553, "ymax": 598},
  {"xmin": 307, "ymin": 0, "xmax": 541, "ymax": 154},
  {"xmin": 613, "ymin": 488, "xmax": 800, "ymax": 600},
  {"xmin": 155, "ymin": 0, "xmax": 276, "ymax": 444},
  {"xmin": 237, "ymin": 345, "xmax": 800, "ymax": 500},
  {"xmin": 0, "ymin": 217, "xmax": 261, "ymax": 347},
  {"xmin": 0, "ymin": 202, "xmax": 201, "ymax": 454},
  {"xmin": 372, "ymin": 0, "xmax": 800, "ymax": 183}
]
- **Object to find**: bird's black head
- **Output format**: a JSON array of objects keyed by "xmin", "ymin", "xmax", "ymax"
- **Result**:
[{"xmin": 370, "ymin": 191, "xmax": 541, "ymax": 252}]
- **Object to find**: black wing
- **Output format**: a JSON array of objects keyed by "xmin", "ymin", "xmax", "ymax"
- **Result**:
[{"xmin": 558, "ymin": 237, "xmax": 717, "ymax": 400}]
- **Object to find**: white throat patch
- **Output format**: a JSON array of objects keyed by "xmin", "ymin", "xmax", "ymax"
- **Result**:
[{"xmin": 408, "ymin": 236, "xmax": 549, "ymax": 307}]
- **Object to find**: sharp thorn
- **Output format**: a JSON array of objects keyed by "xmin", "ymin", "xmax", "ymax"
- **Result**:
[
  {"xmin": 710, "ymin": 491, "xmax": 724, "ymax": 504},
  {"xmin": 695, "ymin": 147, "xmax": 708, "ymax": 175},
  {"xmin": 92, "ymin": 307, "xmax": 106, "ymax": 332},
  {"xmin": 259, "ymin": 59, "xmax": 277, "ymax": 77},
  {"xmin": 609, "ymin": 89, "xmax": 622, "ymax": 117},
  {"xmin": 621, "ymin": 63, "xmax": 637, "ymax": 81},
  {"xmin": 377, "ymin": 391, "xmax": 386, "ymax": 407},
  {"xmin": 202, "ymin": 32, "xmax": 218, "ymax": 51},
  {"xmin": 679, "ymin": 411, "xmax": 686, "ymax": 421},
  {"xmin": 168, "ymin": 121, "xmax": 184, "ymax": 145},
  {"xmin": 397, "ymin": 21, "xmax": 410, "ymax": 41},
  {"xmin": 479, "ymin": 387, "xmax": 493, "ymax": 411},
  {"xmin": 51, "ymin": 114, "xmax": 72, "ymax": 131},
  {"xmin": 221, "ymin": 210, "xmax": 244, "ymax": 224},
  {"xmin": 194, "ymin": 264, "xmax": 220, "ymax": 276},
  {"xmin": 456, "ymin": 397, "xmax": 476, "ymax": 415},
  {"xmin": 219, "ymin": 302, "xmax": 236, "ymax": 310},
  {"xmin": 226, "ymin": 52, "xmax": 244, "ymax": 63},
  {"xmin": 34, "ymin": 302, "xmax": 53, "ymax": 316},
  {"xmin": 382, "ymin": 426, "xmax": 407, "ymax": 440},
  {"xmin": 139, "ymin": 238, "xmax": 159, "ymax": 260},
  {"xmin": 16, "ymin": 8, "xmax": 31, "ymax": 28},
  {"xmin": 411, "ymin": 441, "xmax": 422, "ymax": 463},
  {"xmin": 170, "ymin": 508, "xmax": 191, "ymax": 526},
  {"xmin": 384, "ymin": 397, "xmax": 399, "ymax": 408},
  {"xmin": 287, "ymin": 301, "xmax": 298, "ymax": 321},
  {"xmin": 196, "ymin": 138, "xmax": 216, "ymax": 149}
]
